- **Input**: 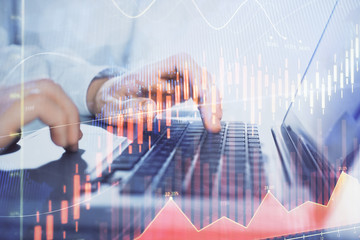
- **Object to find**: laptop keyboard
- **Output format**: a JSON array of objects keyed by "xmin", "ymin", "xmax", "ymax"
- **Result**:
[{"xmin": 94, "ymin": 121, "xmax": 263, "ymax": 196}]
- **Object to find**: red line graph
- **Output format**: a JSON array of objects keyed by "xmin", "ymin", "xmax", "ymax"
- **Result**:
[{"xmin": 136, "ymin": 172, "xmax": 360, "ymax": 240}]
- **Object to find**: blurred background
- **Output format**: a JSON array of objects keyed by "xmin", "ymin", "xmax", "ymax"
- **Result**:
[{"xmin": 1, "ymin": 0, "xmax": 358, "ymax": 126}]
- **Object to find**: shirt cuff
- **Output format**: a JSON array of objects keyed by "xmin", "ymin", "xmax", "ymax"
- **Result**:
[{"xmin": 60, "ymin": 64, "xmax": 108, "ymax": 116}]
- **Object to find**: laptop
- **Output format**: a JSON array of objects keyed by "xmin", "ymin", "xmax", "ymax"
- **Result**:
[{"xmin": 1, "ymin": 0, "xmax": 360, "ymax": 239}]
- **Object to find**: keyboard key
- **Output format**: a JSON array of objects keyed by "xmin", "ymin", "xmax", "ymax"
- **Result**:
[
  {"xmin": 248, "ymin": 139, "xmax": 260, "ymax": 144},
  {"xmin": 111, "ymin": 162, "xmax": 136, "ymax": 170},
  {"xmin": 248, "ymin": 143, "xmax": 261, "ymax": 148}
]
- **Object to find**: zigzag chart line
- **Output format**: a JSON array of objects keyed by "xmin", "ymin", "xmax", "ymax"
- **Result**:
[
  {"xmin": 135, "ymin": 172, "xmax": 360, "ymax": 240},
  {"xmin": 109, "ymin": 0, "xmax": 287, "ymax": 39}
]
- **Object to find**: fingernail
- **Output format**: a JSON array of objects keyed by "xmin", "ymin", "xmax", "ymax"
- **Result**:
[
  {"xmin": 209, "ymin": 125, "xmax": 221, "ymax": 133},
  {"xmin": 206, "ymin": 119, "xmax": 221, "ymax": 133}
]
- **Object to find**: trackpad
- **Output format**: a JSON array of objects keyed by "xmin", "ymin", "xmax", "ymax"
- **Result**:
[{"xmin": 0, "ymin": 124, "xmax": 127, "ymax": 171}]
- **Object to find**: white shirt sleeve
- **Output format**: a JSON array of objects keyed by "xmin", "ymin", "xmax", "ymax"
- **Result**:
[{"xmin": 0, "ymin": 43, "xmax": 110, "ymax": 116}]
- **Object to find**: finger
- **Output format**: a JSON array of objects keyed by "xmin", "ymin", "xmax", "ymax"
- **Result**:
[
  {"xmin": 2, "ymin": 93, "xmax": 69, "ymax": 148},
  {"xmin": 182, "ymin": 55, "xmax": 222, "ymax": 133},
  {"xmin": 99, "ymin": 97, "xmax": 157, "ymax": 143},
  {"xmin": 96, "ymin": 75, "xmax": 148, "ymax": 106},
  {"xmin": 198, "ymin": 85, "xmax": 222, "ymax": 133},
  {"xmin": 101, "ymin": 54, "xmax": 223, "ymax": 133},
  {"xmin": 159, "ymin": 70, "xmax": 178, "ymax": 80},
  {"xmin": 0, "ymin": 82, "xmax": 82, "ymax": 151},
  {"xmin": 100, "ymin": 74, "xmax": 175, "ymax": 118},
  {"xmin": 0, "ymin": 101, "xmax": 21, "ymax": 150},
  {"xmin": 33, "ymin": 80, "xmax": 82, "ymax": 151},
  {"xmin": 33, "ymin": 96, "xmax": 69, "ymax": 148},
  {"xmin": 157, "ymin": 54, "xmax": 223, "ymax": 132}
]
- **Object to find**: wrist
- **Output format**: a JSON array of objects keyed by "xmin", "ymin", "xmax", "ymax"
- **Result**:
[{"xmin": 86, "ymin": 77, "xmax": 109, "ymax": 115}]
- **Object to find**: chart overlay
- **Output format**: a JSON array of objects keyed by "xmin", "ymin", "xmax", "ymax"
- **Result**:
[{"xmin": 137, "ymin": 172, "xmax": 360, "ymax": 240}]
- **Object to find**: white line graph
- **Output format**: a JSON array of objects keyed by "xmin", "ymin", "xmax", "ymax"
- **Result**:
[
  {"xmin": 190, "ymin": 0, "xmax": 249, "ymax": 31},
  {"xmin": 254, "ymin": 0, "xmax": 287, "ymax": 40},
  {"xmin": 110, "ymin": 0, "xmax": 157, "ymax": 18},
  {"xmin": 109, "ymin": 0, "xmax": 288, "ymax": 39}
]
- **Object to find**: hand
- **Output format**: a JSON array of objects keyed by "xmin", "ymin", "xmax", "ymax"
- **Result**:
[
  {"xmin": 87, "ymin": 54, "xmax": 222, "ymax": 133},
  {"xmin": 0, "ymin": 79, "xmax": 82, "ymax": 153}
]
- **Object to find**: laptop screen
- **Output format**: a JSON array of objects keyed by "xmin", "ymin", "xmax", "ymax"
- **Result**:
[{"xmin": 282, "ymin": 0, "xmax": 360, "ymax": 164}]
